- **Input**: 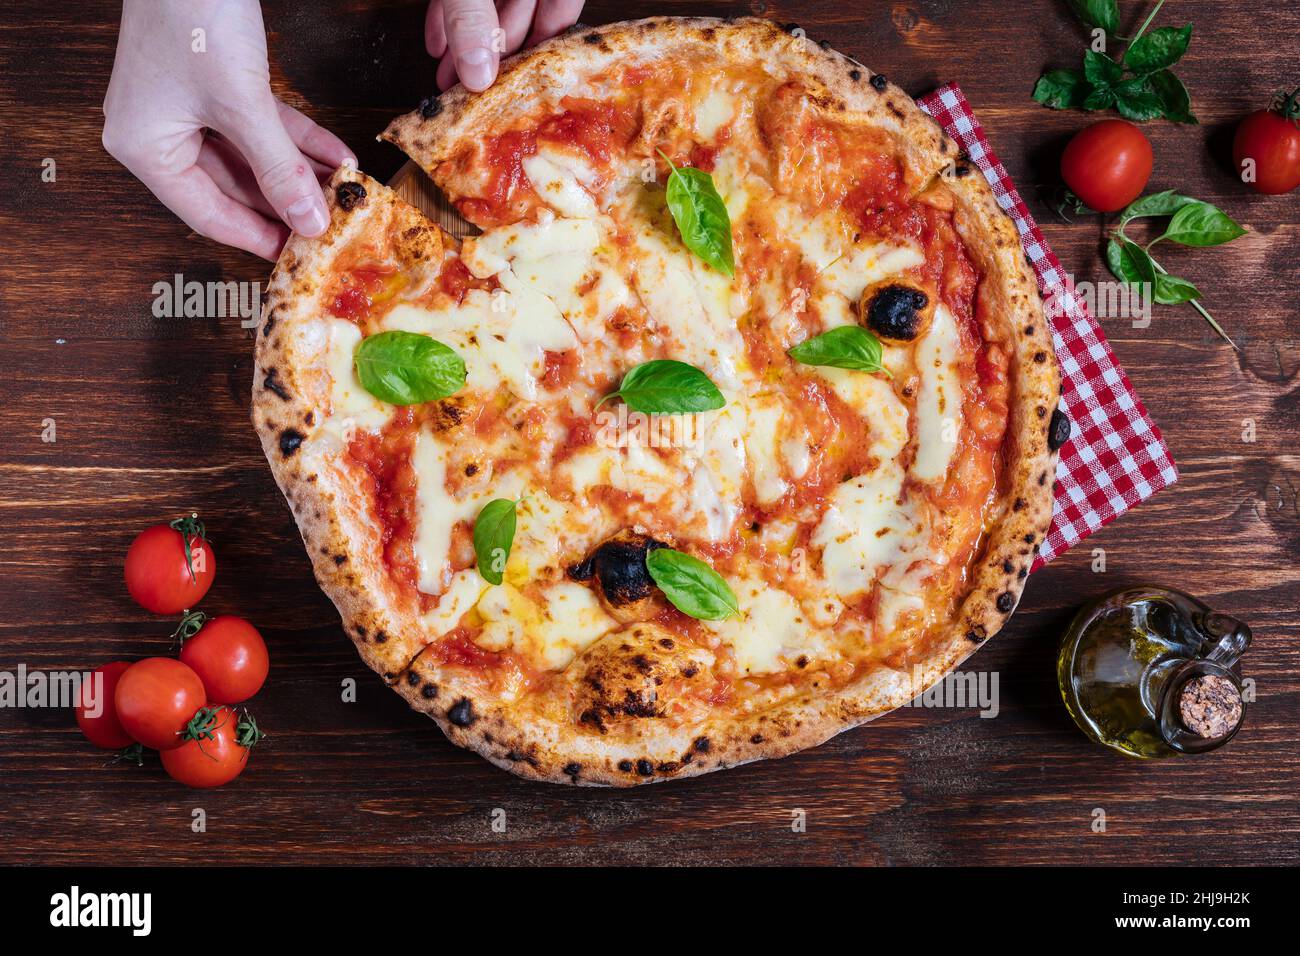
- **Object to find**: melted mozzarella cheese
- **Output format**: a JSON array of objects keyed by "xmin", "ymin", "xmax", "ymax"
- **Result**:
[
  {"xmin": 477, "ymin": 581, "xmax": 616, "ymax": 670},
  {"xmin": 409, "ymin": 426, "xmax": 527, "ymax": 595},
  {"xmin": 705, "ymin": 574, "xmax": 822, "ymax": 675},
  {"xmin": 322, "ymin": 319, "xmax": 391, "ymax": 435},
  {"xmin": 522, "ymin": 146, "xmax": 600, "ymax": 218},
  {"xmin": 739, "ymin": 395, "xmax": 789, "ymax": 506},
  {"xmin": 463, "ymin": 212, "xmax": 631, "ymax": 344},
  {"xmin": 911, "ymin": 304, "xmax": 964, "ymax": 483},
  {"xmin": 422, "ymin": 568, "xmax": 487, "ymax": 635},
  {"xmin": 383, "ymin": 291, "xmax": 575, "ymax": 402},
  {"xmin": 812, "ymin": 462, "xmax": 920, "ymax": 599},
  {"xmin": 694, "ymin": 88, "xmax": 738, "ymax": 140},
  {"xmin": 814, "ymin": 367, "xmax": 910, "ymax": 459},
  {"xmin": 626, "ymin": 218, "xmax": 747, "ymax": 390}
]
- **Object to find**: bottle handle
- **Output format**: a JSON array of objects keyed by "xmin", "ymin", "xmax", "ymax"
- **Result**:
[{"xmin": 1200, "ymin": 612, "xmax": 1252, "ymax": 668}]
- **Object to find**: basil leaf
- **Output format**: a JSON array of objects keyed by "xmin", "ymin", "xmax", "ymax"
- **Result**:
[
  {"xmin": 1083, "ymin": 85, "xmax": 1117, "ymax": 112},
  {"xmin": 661, "ymin": 153, "xmax": 735, "ymax": 277},
  {"xmin": 354, "ymin": 330, "xmax": 466, "ymax": 406},
  {"xmin": 1033, "ymin": 70, "xmax": 1090, "ymax": 110},
  {"xmin": 1083, "ymin": 50, "xmax": 1122, "ymax": 88},
  {"xmin": 788, "ymin": 325, "xmax": 888, "ymax": 374},
  {"xmin": 601, "ymin": 359, "xmax": 725, "ymax": 414},
  {"xmin": 1160, "ymin": 202, "xmax": 1247, "ymax": 247},
  {"xmin": 1120, "ymin": 189, "xmax": 1197, "ymax": 224},
  {"xmin": 645, "ymin": 548, "xmax": 738, "ymax": 621},
  {"xmin": 1106, "ymin": 237, "xmax": 1156, "ymax": 289},
  {"xmin": 1067, "ymin": 0, "xmax": 1119, "ymax": 33},
  {"xmin": 1154, "ymin": 273, "xmax": 1202, "ymax": 305},
  {"xmin": 472, "ymin": 498, "xmax": 517, "ymax": 586},
  {"xmin": 1114, "ymin": 77, "xmax": 1165, "ymax": 121},
  {"xmin": 1148, "ymin": 70, "xmax": 1198, "ymax": 124},
  {"xmin": 1125, "ymin": 24, "xmax": 1192, "ymax": 75}
]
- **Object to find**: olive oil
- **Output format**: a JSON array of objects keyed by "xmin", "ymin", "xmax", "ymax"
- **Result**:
[{"xmin": 1058, "ymin": 586, "xmax": 1250, "ymax": 758}]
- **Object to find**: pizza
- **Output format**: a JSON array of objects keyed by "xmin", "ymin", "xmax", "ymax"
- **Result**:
[{"xmin": 252, "ymin": 17, "xmax": 1062, "ymax": 785}]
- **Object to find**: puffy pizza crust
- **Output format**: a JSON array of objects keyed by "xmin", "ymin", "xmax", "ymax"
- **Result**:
[{"xmin": 253, "ymin": 17, "xmax": 1060, "ymax": 785}]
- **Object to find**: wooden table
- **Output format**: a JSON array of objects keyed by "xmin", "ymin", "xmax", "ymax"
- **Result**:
[{"xmin": 1, "ymin": 0, "xmax": 1296, "ymax": 866}]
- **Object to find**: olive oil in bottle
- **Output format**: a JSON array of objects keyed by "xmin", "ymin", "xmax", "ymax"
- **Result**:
[{"xmin": 1058, "ymin": 586, "xmax": 1250, "ymax": 758}]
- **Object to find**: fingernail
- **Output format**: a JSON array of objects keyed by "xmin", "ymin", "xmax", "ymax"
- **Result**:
[
  {"xmin": 286, "ymin": 195, "xmax": 329, "ymax": 236},
  {"xmin": 456, "ymin": 47, "xmax": 494, "ymax": 91}
]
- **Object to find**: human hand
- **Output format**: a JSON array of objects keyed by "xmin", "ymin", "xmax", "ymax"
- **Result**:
[
  {"xmin": 425, "ymin": 0, "xmax": 585, "ymax": 92},
  {"xmin": 102, "ymin": 0, "xmax": 355, "ymax": 261}
]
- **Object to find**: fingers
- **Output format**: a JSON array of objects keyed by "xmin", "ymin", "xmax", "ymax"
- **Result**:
[
  {"xmin": 213, "ymin": 95, "xmax": 331, "ymax": 237},
  {"xmin": 276, "ymin": 100, "xmax": 356, "ymax": 170},
  {"xmin": 145, "ymin": 163, "xmax": 290, "ymax": 261},
  {"xmin": 525, "ymin": 0, "xmax": 584, "ymax": 48},
  {"xmin": 425, "ymin": 1, "xmax": 448, "ymax": 58},
  {"xmin": 195, "ymin": 135, "xmax": 277, "ymax": 218},
  {"xmin": 439, "ymin": 0, "xmax": 501, "ymax": 91},
  {"xmin": 497, "ymin": 0, "xmax": 538, "ymax": 53}
]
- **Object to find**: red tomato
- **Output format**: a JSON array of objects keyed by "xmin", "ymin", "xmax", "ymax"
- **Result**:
[
  {"xmin": 160, "ymin": 706, "xmax": 251, "ymax": 789},
  {"xmin": 1060, "ymin": 120, "xmax": 1154, "ymax": 213},
  {"xmin": 179, "ymin": 615, "xmax": 269, "ymax": 704},
  {"xmin": 75, "ymin": 661, "xmax": 135, "ymax": 749},
  {"xmin": 1233, "ymin": 90, "xmax": 1300, "ymax": 195},
  {"xmin": 124, "ymin": 516, "xmax": 215, "ymax": 615},
  {"xmin": 114, "ymin": 658, "xmax": 206, "ymax": 750}
]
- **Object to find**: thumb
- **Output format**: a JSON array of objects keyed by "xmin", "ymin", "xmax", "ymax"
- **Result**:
[{"xmin": 217, "ymin": 102, "xmax": 330, "ymax": 237}]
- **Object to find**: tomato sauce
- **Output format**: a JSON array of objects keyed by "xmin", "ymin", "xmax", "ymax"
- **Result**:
[
  {"xmin": 327, "ymin": 264, "xmax": 398, "ymax": 322},
  {"xmin": 347, "ymin": 407, "xmax": 423, "ymax": 595}
]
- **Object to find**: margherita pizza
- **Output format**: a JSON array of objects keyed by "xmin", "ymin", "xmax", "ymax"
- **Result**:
[{"xmin": 252, "ymin": 17, "xmax": 1062, "ymax": 785}]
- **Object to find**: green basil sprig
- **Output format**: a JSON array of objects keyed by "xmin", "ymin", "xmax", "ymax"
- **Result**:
[
  {"xmin": 472, "ymin": 498, "xmax": 518, "ymax": 586},
  {"xmin": 660, "ymin": 151, "xmax": 735, "ymax": 277},
  {"xmin": 355, "ymin": 330, "xmax": 466, "ymax": 405},
  {"xmin": 787, "ymin": 326, "xmax": 890, "ymax": 376},
  {"xmin": 597, "ymin": 359, "xmax": 725, "ymax": 414},
  {"xmin": 1105, "ymin": 190, "xmax": 1247, "ymax": 347},
  {"xmin": 645, "ymin": 548, "xmax": 738, "ymax": 621},
  {"xmin": 1032, "ymin": 0, "xmax": 1197, "ymax": 124}
]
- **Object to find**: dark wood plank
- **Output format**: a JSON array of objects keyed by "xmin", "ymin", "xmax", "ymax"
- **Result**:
[{"xmin": 1, "ymin": 0, "xmax": 1297, "ymax": 866}]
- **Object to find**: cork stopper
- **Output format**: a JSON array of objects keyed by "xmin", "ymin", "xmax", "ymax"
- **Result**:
[{"xmin": 1178, "ymin": 675, "xmax": 1242, "ymax": 739}]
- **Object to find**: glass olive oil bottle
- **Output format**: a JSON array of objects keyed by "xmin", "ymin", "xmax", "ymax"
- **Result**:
[{"xmin": 1058, "ymin": 586, "xmax": 1250, "ymax": 758}]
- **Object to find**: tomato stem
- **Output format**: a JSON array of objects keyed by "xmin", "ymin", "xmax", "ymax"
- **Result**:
[
  {"xmin": 106, "ymin": 743, "xmax": 145, "ymax": 768},
  {"xmin": 168, "ymin": 512, "xmax": 208, "ymax": 586},
  {"xmin": 180, "ymin": 706, "xmax": 229, "ymax": 761},
  {"xmin": 235, "ymin": 709, "xmax": 266, "ymax": 750},
  {"xmin": 170, "ymin": 609, "xmax": 207, "ymax": 647},
  {"xmin": 1275, "ymin": 86, "xmax": 1300, "ymax": 124}
]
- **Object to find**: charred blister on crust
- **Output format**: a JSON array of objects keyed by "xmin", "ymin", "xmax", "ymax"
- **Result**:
[
  {"xmin": 336, "ymin": 181, "xmax": 367, "ymax": 211},
  {"xmin": 279, "ymin": 428, "xmax": 304, "ymax": 457},
  {"xmin": 996, "ymin": 592, "xmax": 1016, "ymax": 613},
  {"xmin": 1048, "ymin": 407, "xmax": 1072, "ymax": 450},
  {"xmin": 262, "ymin": 366, "xmax": 291, "ymax": 401},
  {"xmin": 862, "ymin": 283, "xmax": 932, "ymax": 342},
  {"xmin": 870, "ymin": 73, "xmax": 887, "ymax": 91},
  {"xmin": 418, "ymin": 95, "xmax": 443, "ymax": 119},
  {"xmin": 448, "ymin": 698, "xmax": 475, "ymax": 727},
  {"xmin": 570, "ymin": 624, "xmax": 713, "ymax": 732},
  {"xmin": 567, "ymin": 530, "xmax": 668, "ymax": 622}
]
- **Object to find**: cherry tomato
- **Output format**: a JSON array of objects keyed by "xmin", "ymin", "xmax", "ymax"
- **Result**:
[
  {"xmin": 1233, "ymin": 89, "xmax": 1300, "ymax": 195},
  {"xmin": 114, "ymin": 657, "xmax": 206, "ymax": 750},
  {"xmin": 75, "ymin": 661, "xmax": 135, "ymax": 749},
  {"xmin": 124, "ymin": 515, "xmax": 215, "ymax": 615},
  {"xmin": 179, "ymin": 615, "xmax": 269, "ymax": 704},
  {"xmin": 160, "ymin": 706, "xmax": 253, "ymax": 789},
  {"xmin": 1060, "ymin": 119, "xmax": 1154, "ymax": 213}
]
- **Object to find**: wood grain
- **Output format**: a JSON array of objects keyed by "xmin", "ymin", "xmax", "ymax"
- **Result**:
[{"xmin": 1, "ymin": 0, "xmax": 1297, "ymax": 866}]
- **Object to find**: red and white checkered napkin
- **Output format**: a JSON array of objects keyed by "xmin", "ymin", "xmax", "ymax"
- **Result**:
[{"xmin": 916, "ymin": 84, "xmax": 1178, "ymax": 569}]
